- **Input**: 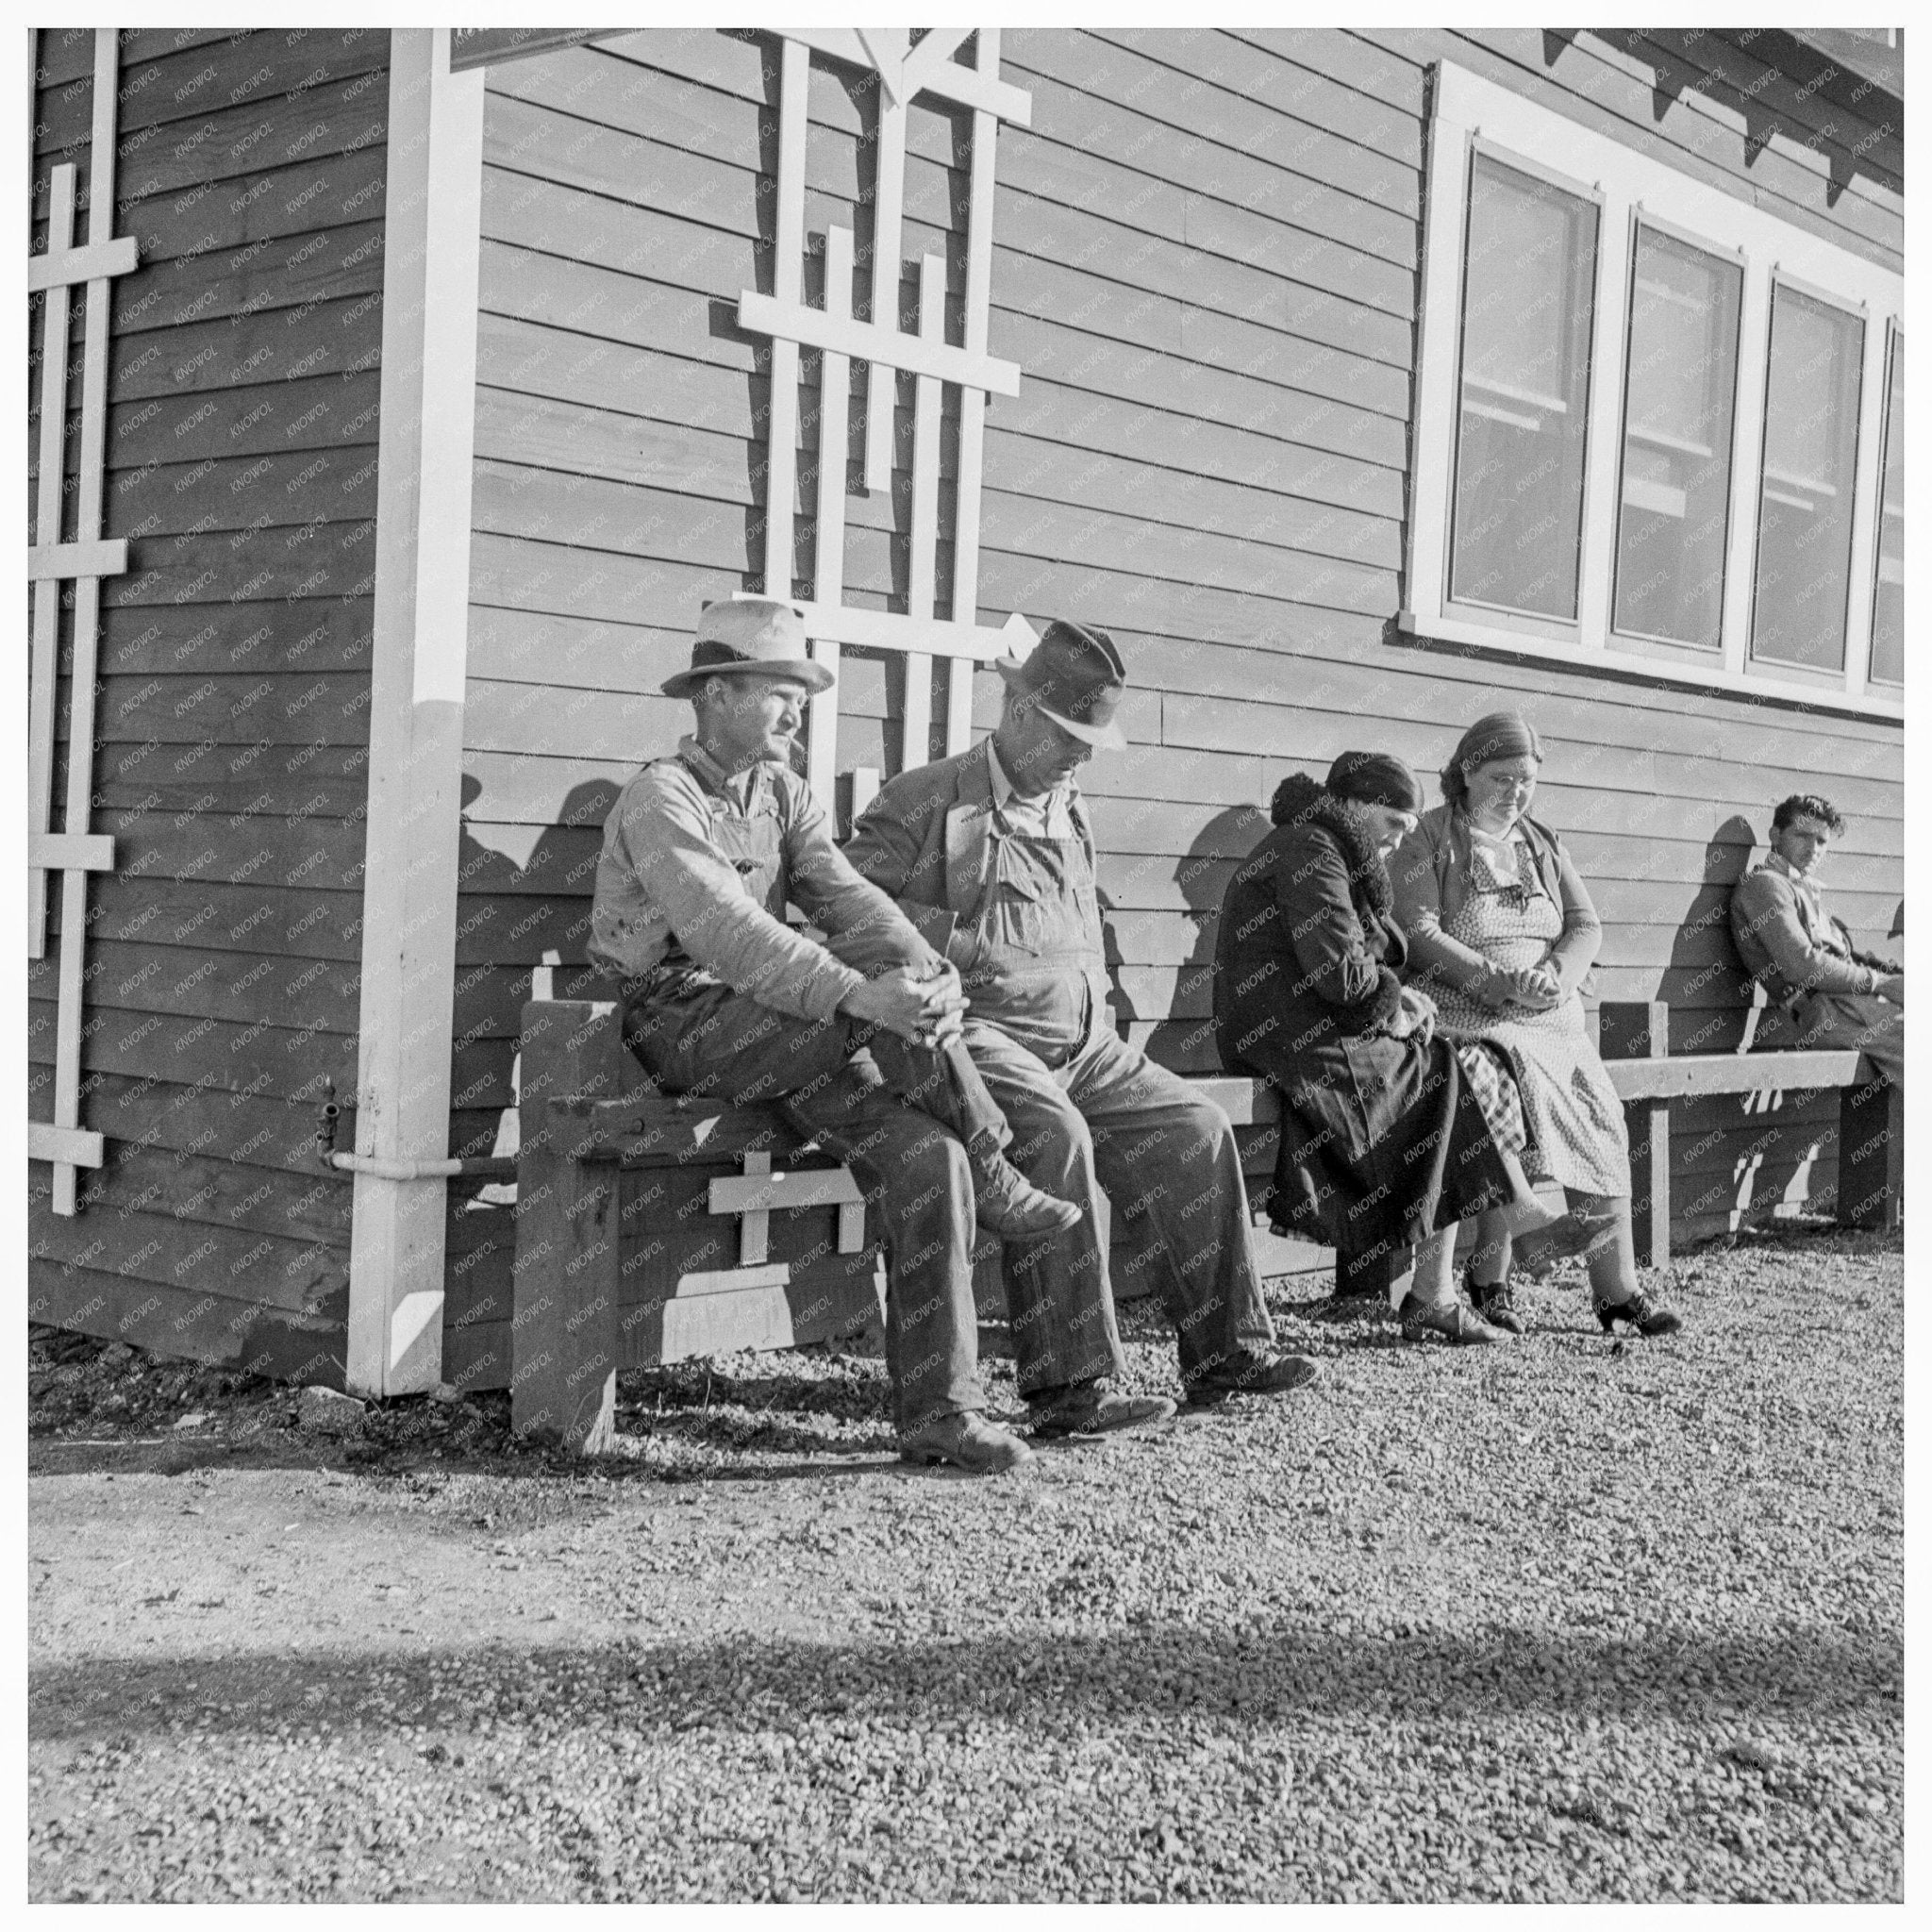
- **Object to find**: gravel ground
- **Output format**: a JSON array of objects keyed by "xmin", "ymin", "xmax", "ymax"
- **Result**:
[{"xmin": 29, "ymin": 1225, "xmax": 1903, "ymax": 1902}]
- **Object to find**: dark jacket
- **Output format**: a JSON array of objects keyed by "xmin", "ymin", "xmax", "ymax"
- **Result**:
[{"xmin": 1214, "ymin": 774, "xmax": 1515, "ymax": 1252}]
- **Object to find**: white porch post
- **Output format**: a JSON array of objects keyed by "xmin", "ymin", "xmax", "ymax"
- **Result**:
[{"xmin": 347, "ymin": 29, "xmax": 485, "ymax": 1396}]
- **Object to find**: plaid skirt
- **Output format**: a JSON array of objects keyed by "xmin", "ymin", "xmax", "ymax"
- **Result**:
[{"xmin": 1454, "ymin": 1039, "xmax": 1532, "ymax": 1159}]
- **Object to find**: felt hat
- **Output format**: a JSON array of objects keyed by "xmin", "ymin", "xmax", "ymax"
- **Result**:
[
  {"xmin": 993, "ymin": 618, "xmax": 1129, "ymax": 750},
  {"xmin": 661, "ymin": 596, "xmax": 834, "ymax": 700}
]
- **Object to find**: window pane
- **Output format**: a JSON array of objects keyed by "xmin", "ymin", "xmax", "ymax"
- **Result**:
[
  {"xmin": 1449, "ymin": 153, "xmax": 1598, "ymax": 621},
  {"xmin": 1869, "ymin": 334, "xmax": 1904, "ymax": 686},
  {"xmin": 1751, "ymin": 286, "xmax": 1864, "ymax": 671},
  {"xmin": 1611, "ymin": 226, "xmax": 1741, "ymax": 648}
]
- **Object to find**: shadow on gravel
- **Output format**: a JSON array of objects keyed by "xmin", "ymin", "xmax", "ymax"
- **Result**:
[{"xmin": 31, "ymin": 1623, "xmax": 1903, "ymax": 1743}]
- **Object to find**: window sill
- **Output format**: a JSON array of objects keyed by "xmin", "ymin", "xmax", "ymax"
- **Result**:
[{"xmin": 1396, "ymin": 609, "xmax": 1904, "ymax": 723}]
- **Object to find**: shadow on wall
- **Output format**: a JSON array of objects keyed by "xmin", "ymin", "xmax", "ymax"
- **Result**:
[
  {"xmin": 1657, "ymin": 811, "xmax": 1840, "ymax": 1238},
  {"xmin": 1142, "ymin": 803, "xmax": 1272, "ymax": 1074},
  {"xmin": 449, "ymin": 771, "xmax": 624, "ymax": 1164},
  {"xmin": 1658, "ymin": 812, "xmax": 1758, "ymax": 1051}
]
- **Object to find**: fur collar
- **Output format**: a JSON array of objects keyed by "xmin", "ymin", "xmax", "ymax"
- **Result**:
[{"xmin": 1269, "ymin": 773, "xmax": 1393, "ymax": 921}]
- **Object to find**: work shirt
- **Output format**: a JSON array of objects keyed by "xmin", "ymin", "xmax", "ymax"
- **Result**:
[
  {"xmin": 588, "ymin": 736, "xmax": 924, "ymax": 1024},
  {"xmin": 1729, "ymin": 851, "xmax": 1896, "ymax": 1008},
  {"xmin": 845, "ymin": 738, "xmax": 1108, "ymax": 1066},
  {"xmin": 985, "ymin": 737, "xmax": 1078, "ymax": 840}
]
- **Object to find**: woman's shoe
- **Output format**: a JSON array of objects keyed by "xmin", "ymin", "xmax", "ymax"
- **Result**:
[
  {"xmin": 1595, "ymin": 1290, "xmax": 1683, "ymax": 1338},
  {"xmin": 1465, "ymin": 1267, "xmax": 1525, "ymax": 1335},
  {"xmin": 1509, "ymin": 1211, "xmax": 1597, "ymax": 1281},
  {"xmin": 1398, "ymin": 1292, "xmax": 1510, "ymax": 1346}
]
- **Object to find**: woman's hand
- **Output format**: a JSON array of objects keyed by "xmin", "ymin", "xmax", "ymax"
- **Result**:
[
  {"xmin": 1392, "ymin": 986, "xmax": 1437, "ymax": 1046},
  {"xmin": 1504, "ymin": 964, "xmax": 1564, "ymax": 1012}
]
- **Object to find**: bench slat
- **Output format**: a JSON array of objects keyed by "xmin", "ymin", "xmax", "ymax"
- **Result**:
[{"xmin": 1606, "ymin": 1050, "xmax": 1866, "ymax": 1101}]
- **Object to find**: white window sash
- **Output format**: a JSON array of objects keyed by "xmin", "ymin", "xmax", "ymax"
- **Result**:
[{"xmin": 1406, "ymin": 59, "xmax": 1904, "ymax": 720}]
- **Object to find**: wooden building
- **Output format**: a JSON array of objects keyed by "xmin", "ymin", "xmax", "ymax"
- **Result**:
[{"xmin": 27, "ymin": 26, "xmax": 1905, "ymax": 1395}]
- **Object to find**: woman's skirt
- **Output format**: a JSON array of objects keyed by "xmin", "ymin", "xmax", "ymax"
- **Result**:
[{"xmin": 1242, "ymin": 1030, "xmax": 1531, "ymax": 1257}]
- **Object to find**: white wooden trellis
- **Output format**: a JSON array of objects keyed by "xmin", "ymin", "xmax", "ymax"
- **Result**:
[
  {"xmin": 663, "ymin": 28, "xmax": 1035, "ymax": 1318},
  {"xmin": 740, "ymin": 26, "xmax": 1035, "ymax": 811},
  {"xmin": 27, "ymin": 28, "xmax": 137, "ymax": 1217}
]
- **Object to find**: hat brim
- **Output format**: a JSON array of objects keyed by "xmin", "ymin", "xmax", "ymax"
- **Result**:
[
  {"xmin": 663, "ymin": 658, "xmax": 835, "ymax": 700},
  {"xmin": 994, "ymin": 658, "xmax": 1126, "ymax": 750}
]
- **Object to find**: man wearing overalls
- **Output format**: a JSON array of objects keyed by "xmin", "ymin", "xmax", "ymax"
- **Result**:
[
  {"xmin": 846, "ymin": 620, "xmax": 1321, "ymax": 1413},
  {"xmin": 590, "ymin": 598, "xmax": 1169, "ymax": 1474}
]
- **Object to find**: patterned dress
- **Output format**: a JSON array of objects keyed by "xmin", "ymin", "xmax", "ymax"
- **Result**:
[{"xmin": 1430, "ymin": 841, "xmax": 1630, "ymax": 1197}]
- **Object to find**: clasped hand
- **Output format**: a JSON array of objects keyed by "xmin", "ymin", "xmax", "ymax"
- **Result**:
[
  {"xmin": 1390, "ymin": 986, "xmax": 1436, "ymax": 1046},
  {"xmin": 1489, "ymin": 961, "xmax": 1563, "ymax": 1013},
  {"xmin": 841, "ymin": 959, "xmax": 968, "ymax": 1049}
]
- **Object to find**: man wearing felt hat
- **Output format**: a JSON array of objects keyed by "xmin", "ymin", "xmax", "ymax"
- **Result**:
[
  {"xmin": 588, "ymin": 596, "xmax": 1169, "ymax": 1475},
  {"xmin": 845, "ymin": 618, "xmax": 1322, "ymax": 1412}
]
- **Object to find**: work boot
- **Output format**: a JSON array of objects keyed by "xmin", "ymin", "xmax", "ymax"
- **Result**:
[
  {"xmin": 1028, "ymin": 1379, "xmax": 1176, "ymax": 1440},
  {"xmin": 1184, "ymin": 1348, "xmax": 1322, "ymax": 1407},
  {"xmin": 898, "ymin": 1409, "xmax": 1035, "ymax": 1474},
  {"xmin": 968, "ymin": 1142, "xmax": 1082, "ymax": 1241}
]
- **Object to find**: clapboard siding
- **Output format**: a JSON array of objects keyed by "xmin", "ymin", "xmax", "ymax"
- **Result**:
[
  {"xmin": 26, "ymin": 29, "xmax": 389, "ymax": 1383},
  {"xmin": 441, "ymin": 26, "xmax": 1902, "ymax": 1376}
]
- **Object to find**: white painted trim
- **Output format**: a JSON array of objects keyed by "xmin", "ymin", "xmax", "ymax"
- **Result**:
[
  {"xmin": 25, "ymin": 233, "xmax": 136, "ymax": 290},
  {"xmin": 1408, "ymin": 59, "xmax": 1906, "ymax": 720},
  {"xmin": 759, "ymin": 36, "xmax": 808, "ymax": 594},
  {"xmin": 740, "ymin": 291, "xmax": 1022, "ymax": 397},
  {"xmin": 794, "ymin": 601, "xmax": 1033, "ymax": 663},
  {"xmin": 1395, "ymin": 610, "xmax": 1905, "ymax": 723},
  {"xmin": 784, "ymin": 27, "xmax": 1031, "ymax": 125},
  {"xmin": 27, "ymin": 1122, "xmax": 104, "ymax": 1168},
  {"xmin": 806, "ymin": 223, "xmax": 855, "ymax": 808},
  {"xmin": 26, "ymin": 537, "xmax": 126, "ymax": 581},
  {"xmin": 346, "ymin": 29, "xmax": 486, "ymax": 1398}
]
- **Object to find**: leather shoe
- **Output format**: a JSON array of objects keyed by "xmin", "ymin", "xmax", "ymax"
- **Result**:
[
  {"xmin": 1595, "ymin": 1290, "xmax": 1683, "ymax": 1337},
  {"xmin": 898, "ymin": 1409, "xmax": 1035, "ymax": 1474},
  {"xmin": 1466, "ymin": 1267, "xmax": 1525, "ymax": 1335},
  {"xmin": 1028, "ymin": 1380, "xmax": 1177, "ymax": 1439},
  {"xmin": 969, "ymin": 1148, "xmax": 1083, "ymax": 1241},
  {"xmin": 1185, "ymin": 1349, "xmax": 1321, "ymax": 1407},
  {"xmin": 1398, "ymin": 1292, "xmax": 1509, "ymax": 1345}
]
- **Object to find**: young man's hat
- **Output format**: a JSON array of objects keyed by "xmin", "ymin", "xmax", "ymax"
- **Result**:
[{"xmin": 661, "ymin": 596, "xmax": 835, "ymax": 700}]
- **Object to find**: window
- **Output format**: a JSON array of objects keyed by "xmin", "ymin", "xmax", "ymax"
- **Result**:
[
  {"xmin": 1450, "ymin": 154, "xmax": 1597, "ymax": 620},
  {"xmin": 1869, "ymin": 331, "xmax": 1904, "ymax": 687},
  {"xmin": 1407, "ymin": 61, "xmax": 1904, "ymax": 715},
  {"xmin": 1752, "ymin": 286, "xmax": 1863, "ymax": 672},
  {"xmin": 1613, "ymin": 225, "xmax": 1741, "ymax": 651}
]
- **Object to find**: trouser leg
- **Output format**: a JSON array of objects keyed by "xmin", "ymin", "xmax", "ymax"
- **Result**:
[
  {"xmin": 957, "ymin": 1024, "xmax": 1125, "ymax": 1398},
  {"xmin": 782, "ymin": 1064, "xmax": 985, "ymax": 1433},
  {"xmin": 1065, "ymin": 1030, "xmax": 1277, "ymax": 1383},
  {"xmin": 1799, "ymin": 993, "xmax": 1905, "ymax": 1087},
  {"xmin": 621, "ymin": 984, "xmax": 983, "ymax": 1432}
]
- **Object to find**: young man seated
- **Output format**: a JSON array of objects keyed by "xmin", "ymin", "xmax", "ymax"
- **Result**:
[{"xmin": 1729, "ymin": 792, "xmax": 1904, "ymax": 1085}]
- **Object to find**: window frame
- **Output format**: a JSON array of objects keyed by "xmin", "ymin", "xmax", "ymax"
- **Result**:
[
  {"xmin": 1867, "ymin": 319, "xmax": 1905, "ymax": 693},
  {"xmin": 1405, "ymin": 60, "xmax": 1903, "ymax": 719}
]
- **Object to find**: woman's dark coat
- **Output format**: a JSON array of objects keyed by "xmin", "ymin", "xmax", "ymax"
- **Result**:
[{"xmin": 1213, "ymin": 774, "xmax": 1517, "ymax": 1257}]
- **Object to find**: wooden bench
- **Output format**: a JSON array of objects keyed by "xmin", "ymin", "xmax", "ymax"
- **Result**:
[{"xmin": 509, "ymin": 995, "xmax": 1900, "ymax": 1449}]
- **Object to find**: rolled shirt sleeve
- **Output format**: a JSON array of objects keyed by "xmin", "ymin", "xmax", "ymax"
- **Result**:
[
  {"xmin": 781, "ymin": 778, "xmax": 943, "ymax": 979},
  {"xmin": 597, "ymin": 765, "xmax": 866, "ymax": 1024}
]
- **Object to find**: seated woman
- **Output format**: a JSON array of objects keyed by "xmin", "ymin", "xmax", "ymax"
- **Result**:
[
  {"xmin": 1215, "ymin": 751, "xmax": 1551, "ymax": 1346},
  {"xmin": 1389, "ymin": 711, "xmax": 1682, "ymax": 1337}
]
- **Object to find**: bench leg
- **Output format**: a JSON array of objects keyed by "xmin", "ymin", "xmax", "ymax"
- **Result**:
[
  {"xmin": 511, "ymin": 1131, "xmax": 619, "ymax": 1454},
  {"xmin": 1838, "ymin": 1078, "xmax": 1903, "ymax": 1234},
  {"xmin": 1627, "ymin": 1098, "xmax": 1671, "ymax": 1269}
]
